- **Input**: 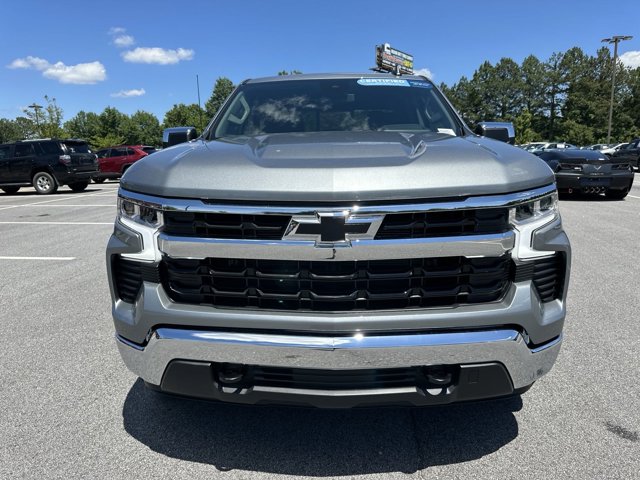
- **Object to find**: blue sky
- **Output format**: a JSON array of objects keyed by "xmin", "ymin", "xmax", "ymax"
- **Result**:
[{"xmin": 1, "ymin": 0, "xmax": 639, "ymax": 123}]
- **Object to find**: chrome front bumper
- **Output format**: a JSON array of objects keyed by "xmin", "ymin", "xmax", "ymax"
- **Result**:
[{"xmin": 116, "ymin": 327, "xmax": 562, "ymax": 390}]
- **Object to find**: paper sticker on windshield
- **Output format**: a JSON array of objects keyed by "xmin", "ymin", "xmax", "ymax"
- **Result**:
[
  {"xmin": 357, "ymin": 78, "xmax": 410, "ymax": 87},
  {"xmin": 408, "ymin": 80, "xmax": 432, "ymax": 88}
]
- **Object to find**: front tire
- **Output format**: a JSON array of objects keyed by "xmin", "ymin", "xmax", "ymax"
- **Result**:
[
  {"xmin": 32, "ymin": 172, "xmax": 57, "ymax": 195},
  {"xmin": 92, "ymin": 177, "xmax": 105, "ymax": 184},
  {"xmin": 1, "ymin": 186, "xmax": 20, "ymax": 194},
  {"xmin": 69, "ymin": 181, "xmax": 89, "ymax": 192},
  {"xmin": 605, "ymin": 188, "xmax": 629, "ymax": 200}
]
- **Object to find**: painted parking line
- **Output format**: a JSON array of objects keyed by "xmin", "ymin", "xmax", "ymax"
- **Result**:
[
  {"xmin": 0, "ymin": 221, "xmax": 112, "ymax": 225},
  {"xmin": 628, "ymin": 195, "xmax": 640, "ymax": 199},
  {"xmin": 0, "ymin": 256, "xmax": 76, "ymax": 261},
  {"xmin": 11, "ymin": 204, "xmax": 115, "ymax": 207},
  {"xmin": 0, "ymin": 190, "xmax": 118, "ymax": 211}
]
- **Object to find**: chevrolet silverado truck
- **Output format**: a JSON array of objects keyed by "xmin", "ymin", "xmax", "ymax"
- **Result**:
[{"xmin": 107, "ymin": 73, "xmax": 570, "ymax": 407}]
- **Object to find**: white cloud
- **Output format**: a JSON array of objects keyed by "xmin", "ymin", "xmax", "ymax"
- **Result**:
[
  {"xmin": 122, "ymin": 47, "xmax": 194, "ymax": 65},
  {"xmin": 413, "ymin": 67, "xmax": 433, "ymax": 79},
  {"xmin": 7, "ymin": 56, "xmax": 106, "ymax": 84},
  {"xmin": 114, "ymin": 34, "xmax": 135, "ymax": 48},
  {"xmin": 111, "ymin": 88, "xmax": 146, "ymax": 98},
  {"xmin": 108, "ymin": 27, "xmax": 135, "ymax": 48},
  {"xmin": 620, "ymin": 51, "xmax": 640, "ymax": 69}
]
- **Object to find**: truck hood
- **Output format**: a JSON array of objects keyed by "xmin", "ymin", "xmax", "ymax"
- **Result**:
[{"xmin": 121, "ymin": 131, "xmax": 555, "ymax": 202}]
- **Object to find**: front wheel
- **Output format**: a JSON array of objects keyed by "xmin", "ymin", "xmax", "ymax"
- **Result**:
[
  {"xmin": 32, "ymin": 172, "xmax": 57, "ymax": 195},
  {"xmin": 1, "ymin": 186, "xmax": 20, "ymax": 194},
  {"xmin": 605, "ymin": 188, "xmax": 629, "ymax": 200},
  {"xmin": 92, "ymin": 177, "xmax": 105, "ymax": 184},
  {"xmin": 69, "ymin": 181, "xmax": 89, "ymax": 192}
]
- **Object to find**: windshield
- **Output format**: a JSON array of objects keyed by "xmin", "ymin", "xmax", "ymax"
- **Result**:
[{"xmin": 212, "ymin": 77, "xmax": 460, "ymax": 138}]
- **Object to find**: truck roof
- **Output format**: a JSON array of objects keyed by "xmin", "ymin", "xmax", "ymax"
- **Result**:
[{"xmin": 243, "ymin": 72, "xmax": 433, "ymax": 84}]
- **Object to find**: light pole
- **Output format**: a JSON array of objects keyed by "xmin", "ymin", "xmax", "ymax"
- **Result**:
[
  {"xmin": 28, "ymin": 103, "xmax": 43, "ymax": 137},
  {"xmin": 601, "ymin": 35, "xmax": 633, "ymax": 143}
]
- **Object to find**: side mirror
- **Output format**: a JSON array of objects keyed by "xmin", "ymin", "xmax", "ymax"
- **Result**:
[
  {"xmin": 474, "ymin": 122, "xmax": 515, "ymax": 145},
  {"xmin": 162, "ymin": 127, "xmax": 199, "ymax": 148}
]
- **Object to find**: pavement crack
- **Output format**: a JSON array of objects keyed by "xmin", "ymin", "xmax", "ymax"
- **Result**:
[{"xmin": 605, "ymin": 421, "xmax": 639, "ymax": 442}]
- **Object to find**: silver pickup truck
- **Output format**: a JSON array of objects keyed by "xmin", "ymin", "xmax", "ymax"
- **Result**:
[{"xmin": 107, "ymin": 73, "xmax": 570, "ymax": 407}]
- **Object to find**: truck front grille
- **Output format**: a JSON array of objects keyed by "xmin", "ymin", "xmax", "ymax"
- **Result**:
[
  {"xmin": 162, "ymin": 208, "xmax": 510, "ymax": 241},
  {"xmin": 161, "ymin": 255, "xmax": 512, "ymax": 311},
  {"xmin": 163, "ymin": 212, "xmax": 291, "ymax": 240},
  {"xmin": 375, "ymin": 208, "xmax": 510, "ymax": 239}
]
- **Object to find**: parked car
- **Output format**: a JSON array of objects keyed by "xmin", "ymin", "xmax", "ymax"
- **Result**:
[
  {"xmin": 610, "ymin": 139, "xmax": 640, "ymax": 170},
  {"xmin": 93, "ymin": 145, "xmax": 156, "ymax": 183},
  {"xmin": 0, "ymin": 138, "xmax": 98, "ymax": 194},
  {"xmin": 601, "ymin": 143, "xmax": 629, "ymax": 156},
  {"xmin": 534, "ymin": 149, "xmax": 634, "ymax": 199}
]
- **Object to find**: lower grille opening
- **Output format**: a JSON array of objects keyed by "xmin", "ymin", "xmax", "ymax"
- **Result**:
[
  {"xmin": 112, "ymin": 256, "xmax": 161, "ymax": 303},
  {"xmin": 514, "ymin": 253, "xmax": 565, "ymax": 303},
  {"xmin": 213, "ymin": 363, "xmax": 459, "ymax": 391},
  {"xmin": 161, "ymin": 255, "xmax": 512, "ymax": 311},
  {"xmin": 113, "ymin": 256, "xmax": 143, "ymax": 303}
]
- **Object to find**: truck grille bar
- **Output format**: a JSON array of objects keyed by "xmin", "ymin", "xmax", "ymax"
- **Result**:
[{"xmin": 160, "ymin": 255, "xmax": 512, "ymax": 311}]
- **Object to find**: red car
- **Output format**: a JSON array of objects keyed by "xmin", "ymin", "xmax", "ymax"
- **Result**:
[{"xmin": 93, "ymin": 145, "xmax": 157, "ymax": 182}]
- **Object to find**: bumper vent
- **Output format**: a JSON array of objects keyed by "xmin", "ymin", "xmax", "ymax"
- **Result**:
[
  {"xmin": 162, "ymin": 212, "xmax": 291, "ymax": 240},
  {"xmin": 161, "ymin": 255, "xmax": 512, "ymax": 312},
  {"xmin": 249, "ymin": 365, "xmax": 425, "ymax": 390},
  {"xmin": 113, "ymin": 257, "xmax": 160, "ymax": 303},
  {"xmin": 514, "ymin": 254, "xmax": 565, "ymax": 303},
  {"xmin": 375, "ymin": 208, "xmax": 510, "ymax": 239}
]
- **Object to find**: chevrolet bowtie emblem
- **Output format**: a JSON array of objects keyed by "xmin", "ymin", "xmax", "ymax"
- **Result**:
[{"xmin": 283, "ymin": 211, "xmax": 384, "ymax": 246}]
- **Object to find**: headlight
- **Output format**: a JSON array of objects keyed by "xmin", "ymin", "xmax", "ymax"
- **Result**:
[
  {"xmin": 509, "ymin": 192, "xmax": 558, "ymax": 225},
  {"xmin": 118, "ymin": 197, "xmax": 163, "ymax": 228},
  {"xmin": 510, "ymin": 191, "xmax": 560, "ymax": 260}
]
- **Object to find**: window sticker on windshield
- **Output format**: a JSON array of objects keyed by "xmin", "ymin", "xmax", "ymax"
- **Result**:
[
  {"xmin": 407, "ymin": 80, "xmax": 432, "ymax": 88},
  {"xmin": 357, "ymin": 78, "xmax": 410, "ymax": 87}
]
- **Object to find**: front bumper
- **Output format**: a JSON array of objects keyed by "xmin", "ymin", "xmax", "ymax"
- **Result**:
[
  {"xmin": 117, "ymin": 327, "xmax": 561, "ymax": 407},
  {"xmin": 555, "ymin": 171, "xmax": 634, "ymax": 191},
  {"xmin": 107, "ymin": 186, "xmax": 570, "ymax": 406}
]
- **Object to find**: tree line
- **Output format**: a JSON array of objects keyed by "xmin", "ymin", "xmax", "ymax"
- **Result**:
[
  {"xmin": 0, "ymin": 77, "xmax": 236, "ymax": 149},
  {"xmin": 2, "ymin": 49, "xmax": 639, "ymax": 147},
  {"xmin": 440, "ymin": 46, "xmax": 640, "ymax": 144}
]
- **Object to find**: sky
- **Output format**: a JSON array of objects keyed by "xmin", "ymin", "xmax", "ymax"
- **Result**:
[{"xmin": 1, "ymin": 0, "xmax": 639, "ymax": 123}]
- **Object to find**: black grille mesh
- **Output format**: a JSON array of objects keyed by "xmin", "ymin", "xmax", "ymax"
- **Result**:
[
  {"xmin": 161, "ymin": 255, "xmax": 512, "ymax": 311},
  {"xmin": 514, "ymin": 254, "xmax": 565, "ymax": 303},
  {"xmin": 113, "ymin": 257, "xmax": 161, "ymax": 303},
  {"xmin": 375, "ymin": 208, "xmax": 510, "ymax": 239},
  {"xmin": 162, "ymin": 208, "xmax": 510, "ymax": 241},
  {"xmin": 163, "ymin": 212, "xmax": 291, "ymax": 240}
]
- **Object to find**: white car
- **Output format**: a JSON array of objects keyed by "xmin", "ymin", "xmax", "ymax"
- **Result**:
[{"xmin": 601, "ymin": 143, "xmax": 628, "ymax": 156}]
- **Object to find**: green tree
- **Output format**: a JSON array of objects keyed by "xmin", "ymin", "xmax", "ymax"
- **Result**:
[
  {"xmin": 0, "ymin": 118, "xmax": 24, "ymax": 143},
  {"xmin": 23, "ymin": 95, "xmax": 64, "ymax": 138},
  {"xmin": 64, "ymin": 111, "xmax": 100, "ymax": 140},
  {"xmin": 129, "ymin": 110, "xmax": 162, "ymax": 146},
  {"xmin": 88, "ymin": 107, "xmax": 129, "ymax": 148},
  {"xmin": 204, "ymin": 77, "xmax": 235, "ymax": 121},
  {"xmin": 163, "ymin": 103, "xmax": 206, "ymax": 129}
]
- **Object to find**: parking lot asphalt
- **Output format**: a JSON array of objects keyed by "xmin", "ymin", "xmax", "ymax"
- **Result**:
[{"xmin": 1, "ymin": 178, "xmax": 639, "ymax": 479}]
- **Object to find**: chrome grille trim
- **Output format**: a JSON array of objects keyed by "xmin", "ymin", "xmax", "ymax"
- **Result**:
[
  {"xmin": 119, "ymin": 184, "xmax": 556, "ymax": 215},
  {"xmin": 158, "ymin": 232, "xmax": 515, "ymax": 260}
]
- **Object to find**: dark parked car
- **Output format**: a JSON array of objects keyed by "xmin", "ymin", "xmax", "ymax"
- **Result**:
[
  {"xmin": 610, "ymin": 138, "xmax": 640, "ymax": 171},
  {"xmin": 0, "ymin": 139, "xmax": 98, "ymax": 194},
  {"xmin": 535, "ymin": 149, "xmax": 634, "ymax": 199},
  {"xmin": 93, "ymin": 145, "xmax": 156, "ymax": 183}
]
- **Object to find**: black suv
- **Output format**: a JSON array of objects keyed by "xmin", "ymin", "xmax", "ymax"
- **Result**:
[{"xmin": 0, "ymin": 139, "xmax": 98, "ymax": 194}]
